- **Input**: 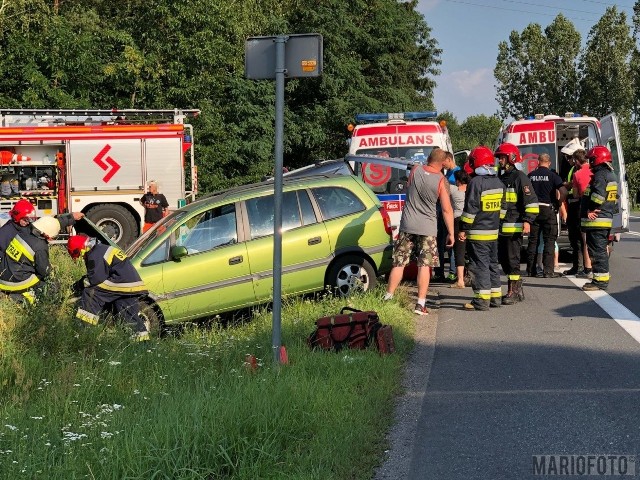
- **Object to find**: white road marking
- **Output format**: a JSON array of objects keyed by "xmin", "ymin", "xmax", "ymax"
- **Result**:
[
  {"xmin": 567, "ymin": 276, "xmax": 640, "ymax": 345},
  {"xmin": 625, "ymin": 231, "xmax": 640, "ymax": 237},
  {"xmin": 629, "ymin": 215, "xmax": 640, "ymax": 219}
]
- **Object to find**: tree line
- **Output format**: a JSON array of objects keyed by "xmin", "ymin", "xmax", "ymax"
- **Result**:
[{"xmin": 0, "ymin": 1, "xmax": 638, "ymax": 198}]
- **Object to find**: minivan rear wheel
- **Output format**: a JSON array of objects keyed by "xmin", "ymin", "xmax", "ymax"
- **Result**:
[{"xmin": 327, "ymin": 255, "xmax": 377, "ymax": 297}]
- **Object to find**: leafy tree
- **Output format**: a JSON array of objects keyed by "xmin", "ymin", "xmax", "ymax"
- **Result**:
[
  {"xmin": 578, "ymin": 6, "xmax": 634, "ymax": 119},
  {"xmin": 494, "ymin": 14, "xmax": 581, "ymax": 118}
]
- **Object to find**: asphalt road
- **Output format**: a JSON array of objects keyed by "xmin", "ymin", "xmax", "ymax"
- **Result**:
[{"xmin": 375, "ymin": 216, "xmax": 640, "ymax": 480}]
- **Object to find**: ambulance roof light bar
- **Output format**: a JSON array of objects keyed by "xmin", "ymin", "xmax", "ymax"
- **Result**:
[{"xmin": 355, "ymin": 111, "xmax": 438, "ymax": 123}]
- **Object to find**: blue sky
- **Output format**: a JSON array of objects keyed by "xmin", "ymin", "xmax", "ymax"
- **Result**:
[{"xmin": 416, "ymin": 0, "xmax": 637, "ymax": 121}]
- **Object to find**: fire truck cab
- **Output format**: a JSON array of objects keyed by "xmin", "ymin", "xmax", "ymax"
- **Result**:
[
  {"xmin": 0, "ymin": 108, "xmax": 199, "ymax": 247},
  {"xmin": 347, "ymin": 111, "xmax": 454, "ymax": 237},
  {"xmin": 497, "ymin": 112, "xmax": 630, "ymax": 241}
]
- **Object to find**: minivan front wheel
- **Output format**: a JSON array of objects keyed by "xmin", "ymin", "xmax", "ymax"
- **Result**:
[{"xmin": 327, "ymin": 255, "xmax": 377, "ymax": 297}]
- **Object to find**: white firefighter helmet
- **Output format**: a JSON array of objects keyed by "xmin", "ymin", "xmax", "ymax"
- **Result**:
[{"xmin": 32, "ymin": 216, "xmax": 61, "ymax": 239}]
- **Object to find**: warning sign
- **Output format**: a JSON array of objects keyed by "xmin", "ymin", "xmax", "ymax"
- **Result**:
[{"xmin": 362, "ymin": 163, "xmax": 391, "ymax": 187}]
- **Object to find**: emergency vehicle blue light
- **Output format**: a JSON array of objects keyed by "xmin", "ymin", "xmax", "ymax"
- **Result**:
[
  {"xmin": 355, "ymin": 111, "xmax": 438, "ymax": 123},
  {"xmin": 525, "ymin": 115, "xmax": 535, "ymax": 120}
]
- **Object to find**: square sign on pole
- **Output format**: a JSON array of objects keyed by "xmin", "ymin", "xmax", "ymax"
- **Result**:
[
  {"xmin": 245, "ymin": 34, "xmax": 323, "ymax": 80},
  {"xmin": 245, "ymin": 33, "xmax": 322, "ymax": 365}
]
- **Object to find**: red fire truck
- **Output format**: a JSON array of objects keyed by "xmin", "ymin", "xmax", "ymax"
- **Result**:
[{"xmin": 0, "ymin": 108, "xmax": 199, "ymax": 247}]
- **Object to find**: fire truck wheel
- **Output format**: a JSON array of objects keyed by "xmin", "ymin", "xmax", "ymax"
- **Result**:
[
  {"xmin": 326, "ymin": 255, "xmax": 377, "ymax": 297},
  {"xmin": 86, "ymin": 204, "xmax": 138, "ymax": 248}
]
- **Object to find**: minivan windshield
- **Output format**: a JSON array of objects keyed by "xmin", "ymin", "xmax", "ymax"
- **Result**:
[{"xmin": 127, "ymin": 211, "xmax": 188, "ymax": 257}]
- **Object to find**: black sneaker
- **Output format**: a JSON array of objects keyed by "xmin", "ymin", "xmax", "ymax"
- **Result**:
[
  {"xmin": 543, "ymin": 272, "xmax": 563, "ymax": 278},
  {"xmin": 563, "ymin": 267, "xmax": 579, "ymax": 276},
  {"xmin": 576, "ymin": 270, "xmax": 593, "ymax": 279}
]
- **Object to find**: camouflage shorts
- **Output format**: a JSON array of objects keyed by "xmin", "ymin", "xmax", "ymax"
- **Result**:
[{"xmin": 391, "ymin": 232, "xmax": 439, "ymax": 268}]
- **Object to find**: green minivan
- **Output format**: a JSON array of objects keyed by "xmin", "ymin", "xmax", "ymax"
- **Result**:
[{"xmin": 109, "ymin": 174, "xmax": 393, "ymax": 332}]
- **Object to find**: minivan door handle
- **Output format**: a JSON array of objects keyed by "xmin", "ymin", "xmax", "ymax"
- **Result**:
[
  {"xmin": 229, "ymin": 255, "xmax": 243, "ymax": 265},
  {"xmin": 308, "ymin": 236, "xmax": 322, "ymax": 246}
]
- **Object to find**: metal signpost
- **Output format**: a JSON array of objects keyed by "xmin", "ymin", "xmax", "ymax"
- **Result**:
[{"xmin": 245, "ymin": 33, "xmax": 323, "ymax": 364}]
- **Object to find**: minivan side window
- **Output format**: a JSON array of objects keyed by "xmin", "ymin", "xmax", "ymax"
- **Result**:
[
  {"xmin": 312, "ymin": 186, "xmax": 365, "ymax": 220},
  {"xmin": 176, "ymin": 203, "xmax": 237, "ymax": 254},
  {"xmin": 247, "ymin": 191, "xmax": 303, "ymax": 239}
]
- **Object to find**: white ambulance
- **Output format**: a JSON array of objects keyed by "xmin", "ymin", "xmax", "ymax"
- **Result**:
[
  {"xmin": 347, "ymin": 111, "xmax": 454, "ymax": 237},
  {"xmin": 0, "ymin": 108, "xmax": 199, "ymax": 247},
  {"xmin": 497, "ymin": 112, "xmax": 630, "ymax": 243}
]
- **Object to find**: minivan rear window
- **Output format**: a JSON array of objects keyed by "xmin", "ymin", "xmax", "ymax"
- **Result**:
[{"xmin": 312, "ymin": 186, "xmax": 365, "ymax": 220}]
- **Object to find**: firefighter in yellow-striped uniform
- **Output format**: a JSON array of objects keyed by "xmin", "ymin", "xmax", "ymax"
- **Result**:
[
  {"xmin": 459, "ymin": 146, "xmax": 506, "ymax": 311},
  {"xmin": 67, "ymin": 235, "xmax": 150, "ymax": 341},
  {"xmin": 496, "ymin": 143, "xmax": 539, "ymax": 305},
  {"xmin": 0, "ymin": 216, "xmax": 61, "ymax": 303},
  {"xmin": 580, "ymin": 146, "xmax": 619, "ymax": 291}
]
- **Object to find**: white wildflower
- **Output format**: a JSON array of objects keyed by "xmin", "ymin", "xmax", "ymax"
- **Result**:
[
  {"xmin": 108, "ymin": 361, "xmax": 121, "ymax": 366},
  {"xmin": 4, "ymin": 425, "xmax": 17, "ymax": 431}
]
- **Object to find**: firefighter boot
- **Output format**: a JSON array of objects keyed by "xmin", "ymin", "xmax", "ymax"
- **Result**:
[
  {"xmin": 464, "ymin": 299, "xmax": 490, "ymax": 311},
  {"xmin": 516, "ymin": 279, "xmax": 525, "ymax": 301},
  {"xmin": 502, "ymin": 280, "xmax": 518, "ymax": 306},
  {"xmin": 490, "ymin": 296, "xmax": 502, "ymax": 308}
]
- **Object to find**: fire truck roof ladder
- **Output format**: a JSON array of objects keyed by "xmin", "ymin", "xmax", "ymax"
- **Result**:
[{"xmin": 0, "ymin": 108, "xmax": 201, "ymax": 127}]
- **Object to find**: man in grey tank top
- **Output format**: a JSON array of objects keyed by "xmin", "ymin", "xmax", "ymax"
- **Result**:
[{"xmin": 383, "ymin": 148, "xmax": 455, "ymax": 315}]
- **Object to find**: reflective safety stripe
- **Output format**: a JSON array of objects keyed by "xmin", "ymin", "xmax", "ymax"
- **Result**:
[
  {"xmin": 98, "ymin": 280, "xmax": 146, "ymax": 294},
  {"xmin": 103, "ymin": 246, "xmax": 127, "ymax": 265},
  {"xmin": 491, "ymin": 288, "xmax": 502, "ymax": 298},
  {"xmin": 591, "ymin": 192, "xmax": 605, "ymax": 205},
  {"xmin": 500, "ymin": 209, "xmax": 506, "ymax": 220},
  {"xmin": 501, "ymin": 222, "xmax": 523, "ymax": 233},
  {"xmin": 22, "ymin": 291, "xmax": 35, "ymax": 305},
  {"xmin": 0, "ymin": 275, "xmax": 39, "ymax": 291},
  {"xmin": 605, "ymin": 182, "xmax": 618, "ymax": 202},
  {"xmin": 508, "ymin": 274, "xmax": 521, "ymax": 281},
  {"xmin": 468, "ymin": 234, "xmax": 499, "ymax": 241},
  {"xmin": 5, "ymin": 235, "xmax": 35, "ymax": 263},
  {"xmin": 525, "ymin": 204, "xmax": 540, "ymax": 214},
  {"xmin": 581, "ymin": 219, "xmax": 613, "ymax": 228},
  {"xmin": 474, "ymin": 290, "xmax": 491, "ymax": 300},
  {"xmin": 505, "ymin": 190, "xmax": 517, "ymax": 203},
  {"xmin": 460, "ymin": 212, "xmax": 476, "ymax": 224},
  {"xmin": 593, "ymin": 272, "xmax": 610, "ymax": 282},
  {"xmin": 76, "ymin": 308, "xmax": 99, "ymax": 325}
]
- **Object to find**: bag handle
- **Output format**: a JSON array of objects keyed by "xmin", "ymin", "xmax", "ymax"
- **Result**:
[{"xmin": 340, "ymin": 306, "xmax": 362, "ymax": 314}]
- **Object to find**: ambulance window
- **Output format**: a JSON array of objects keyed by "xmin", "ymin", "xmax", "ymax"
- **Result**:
[{"xmin": 607, "ymin": 139, "xmax": 622, "ymax": 177}]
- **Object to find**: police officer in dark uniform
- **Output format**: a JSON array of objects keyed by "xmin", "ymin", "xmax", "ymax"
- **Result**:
[
  {"xmin": 526, "ymin": 153, "xmax": 567, "ymax": 278},
  {"xmin": 67, "ymin": 234, "xmax": 150, "ymax": 340}
]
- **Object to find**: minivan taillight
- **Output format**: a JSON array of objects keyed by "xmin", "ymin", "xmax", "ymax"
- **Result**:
[{"xmin": 378, "ymin": 206, "xmax": 393, "ymax": 236}]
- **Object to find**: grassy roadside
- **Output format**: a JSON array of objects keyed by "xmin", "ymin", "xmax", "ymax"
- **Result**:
[{"xmin": 0, "ymin": 248, "xmax": 415, "ymax": 479}]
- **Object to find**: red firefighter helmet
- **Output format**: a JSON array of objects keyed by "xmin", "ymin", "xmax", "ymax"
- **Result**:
[
  {"xmin": 468, "ymin": 146, "xmax": 495, "ymax": 169},
  {"xmin": 494, "ymin": 142, "xmax": 522, "ymax": 164},
  {"xmin": 67, "ymin": 234, "xmax": 96, "ymax": 260},
  {"xmin": 587, "ymin": 145, "xmax": 612, "ymax": 166},
  {"xmin": 463, "ymin": 160, "xmax": 473, "ymax": 175},
  {"xmin": 10, "ymin": 199, "xmax": 36, "ymax": 223}
]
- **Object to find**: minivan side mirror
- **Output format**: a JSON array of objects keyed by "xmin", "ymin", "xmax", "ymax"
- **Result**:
[{"xmin": 170, "ymin": 245, "xmax": 188, "ymax": 261}]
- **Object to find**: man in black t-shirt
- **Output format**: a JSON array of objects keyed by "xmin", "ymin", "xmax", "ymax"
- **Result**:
[
  {"xmin": 526, "ymin": 154, "xmax": 567, "ymax": 277},
  {"xmin": 140, "ymin": 180, "xmax": 169, "ymax": 233}
]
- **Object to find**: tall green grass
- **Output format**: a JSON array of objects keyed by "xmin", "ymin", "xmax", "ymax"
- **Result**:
[{"xmin": 0, "ymin": 248, "xmax": 415, "ymax": 479}]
